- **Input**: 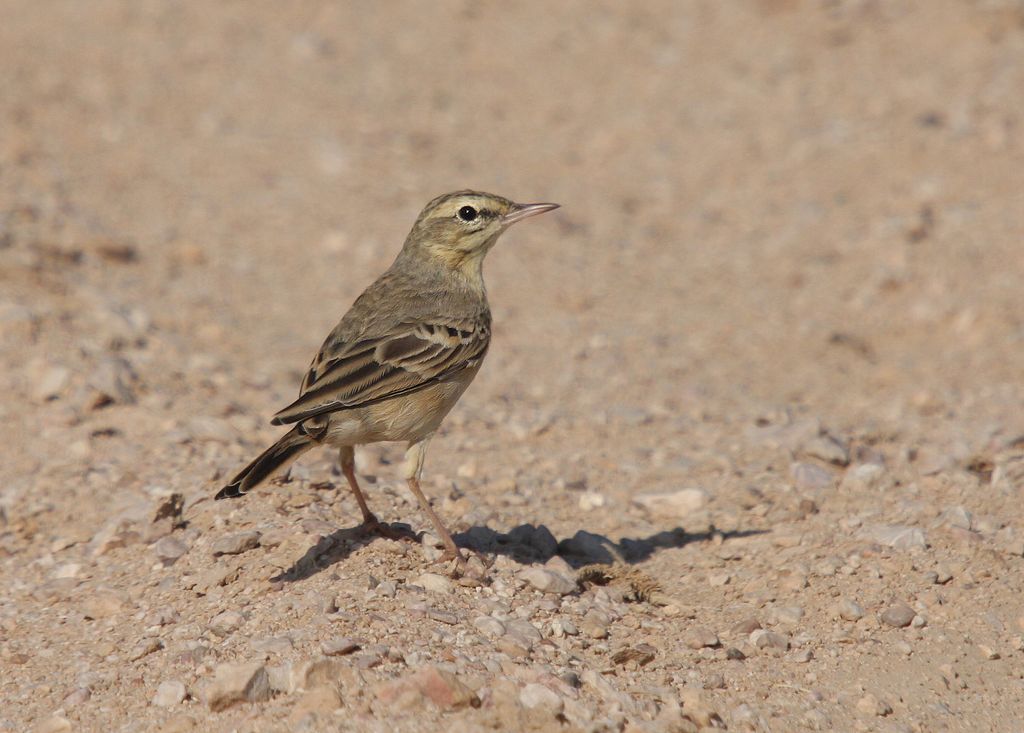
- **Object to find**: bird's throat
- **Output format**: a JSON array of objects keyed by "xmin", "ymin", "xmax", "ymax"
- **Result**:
[{"xmin": 425, "ymin": 246, "xmax": 488, "ymax": 290}]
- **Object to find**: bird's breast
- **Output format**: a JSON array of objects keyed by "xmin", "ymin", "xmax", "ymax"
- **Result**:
[{"xmin": 326, "ymin": 364, "xmax": 482, "ymax": 445}]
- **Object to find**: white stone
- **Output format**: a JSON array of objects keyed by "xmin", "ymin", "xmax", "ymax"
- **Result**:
[
  {"xmin": 472, "ymin": 616, "xmax": 506, "ymax": 637},
  {"xmin": 53, "ymin": 563, "xmax": 81, "ymax": 579},
  {"xmin": 414, "ymin": 572, "xmax": 453, "ymax": 594},
  {"xmin": 152, "ymin": 680, "xmax": 187, "ymax": 707},
  {"xmin": 520, "ymin": 683, "xmax": 564, "ymax": 715},
  {"xmin": 211, "ymin": 530, "xmax": 261, "ymax": 555},
  {"xmin": 860, "ymin": 524, "xmax": 927, "ymax": 551},
  {"xmin": 205, "ymin": 663, "xmax": 271, "ymax": 711},
  {"xmin": 837, "ymin": 598, "xmax": 865, "ymax": 621},
  {"xmin": 841, "ymin": 463, "xmax": 890, "ymax": 492},
  {"xmin": 32, "ymin": 365, "xmax": 71, "ymax": 401},
  {"xmin": 634, "ymin": 488, "xmax": 709, "ymax": 518},
  {"xmin": 208, "ymin": 610, "xmax": 245, "ymax": 636},
  {"xmin": 578, "ymin": 491, "xmax": 606, "ymax": 511},
  {"xmin": 518, "ymin": 567, "xmax": 576, "ymax": 595}
]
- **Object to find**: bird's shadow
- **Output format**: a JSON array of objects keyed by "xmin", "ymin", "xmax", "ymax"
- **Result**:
[{"xmin": 270, "ymin": 519, "xmax": 766, "ymax": 584}]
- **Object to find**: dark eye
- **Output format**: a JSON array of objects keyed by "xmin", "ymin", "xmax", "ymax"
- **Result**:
[{"xmin": 457, "ymin": 205, "xmax": 478, "ymax": 222}]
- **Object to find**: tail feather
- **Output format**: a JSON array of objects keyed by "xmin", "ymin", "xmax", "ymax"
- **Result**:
[{"xmin": 214, "ymin": 426, "xmax": 313, "ymax": 500}]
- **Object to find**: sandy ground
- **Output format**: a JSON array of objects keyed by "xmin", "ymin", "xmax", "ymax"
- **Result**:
[{"xmin": 3, "ymin": 1, "xmax": 1024, "ymax": 731}]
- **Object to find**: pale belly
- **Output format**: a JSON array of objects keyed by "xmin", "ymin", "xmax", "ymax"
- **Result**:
[{"xmin": 322, "ymin": 365, "xmax": 480, "ymax": 446}]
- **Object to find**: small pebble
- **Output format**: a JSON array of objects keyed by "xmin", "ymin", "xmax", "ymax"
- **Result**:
[
  {"xmin": 32, "ymin": 365, "xmax": 71, "ymax": 401},
  {"xmin": 473, "ymin": 616, "xmax": 506, "ymax": 637},
  {"xmin": 790, "ymin": 648, "xmax": 813, "ymax": 663},
  {"xmin": 707, "ymin": 571, "xmax": 731, "ymax": 587},
  {"xmin": 520, "ymin": 682, "xmax": 564, "ymax": 715},
  {"xmin": 153, "ymin": 536, "xmax": 189, "ymax": 563},
  {"xmin": 978, "ymin": 644, "xmax": 1000, "ymax": 660},
  {"xmin": 505, "ymin": 618, "xmax": 543, "ymax": 646},
  {"xmin": 53, "ymin": 563, "xmax": 81, "ymax": 579},
  {"xmin": 802, "ymin": 708, "xmax": 831, "ymax": 731},
  {"xmin": 428, "ymin": 608, "xmax": 460, "ymax": 625},
  {"xmin": 856, "ymin": 692, "xmax": 892, "ymax": 717},
  {"xmin": 750, "ymin": 629, "xmax": 790, "ymax": 650},
  {"xmin": 840, "ymin": 462, "xmax": 890, "ymax": 491},
  {"xmin": 551, "ymin": 618, "xmax": 578, "ymax": 637},
  {"xmin": 578, "ymin": 491, "xmax": 606, "ymax": 511},
  {"xmin": 579, "ymin": 609, "xmax": 611, "ymax": 639},
  {"xmin": 496, "ymin": 638, "xmax": 530, "ymax": 658},
  {"xmin": 321, "ymin": 637, "xmax": 360, "ymax": 656},
  {"xmin": 861, "ymin": 525, "xmax": 927, "ymax": 551},
  {"xmin": 415, "ymin": 572, "xmax": 453, "ymax": 594},
  {"xmin": 792, "ymin": 462, "xmax": 834, "ymax": 490},
  {"xmin": 34, "ymin": 716, "xmax": 72, "ymax": 733},
  {"xmin": 837, "ymin": 598, "xmax": 865, "ymax": 621},
  {"xmin": 206, "ymin": 663, "xmax": 271, "ymax": 711},
  {"xmin": 731, "ymin": 703, "xmax": 760, "ymax": 729},
  {"xmin": 771, "ymin": 605, "xmax": 805, "ymax": 625},
  {"xmin": 633, "ymin": 488, "xmax": 708, "ymax": 519},
  {"xmin": 942, "ymin": 505, "xmax": 973, "ymax": 530},
  {"xmin": 893, "ymin": 641, "xmax": 913, "ymax": 656},
  {"xmin": 880, "ymin": 603, "xmax": 915, "ymax": 628},
  {"xmin": 211, "ymin": 530, "xmax": 261, "ymax": 556},
  {"xmin": 731, "ymin": 617, "xmax": 761, "ymax": 635},
  {"xmin": 933, "ymin": 565, "xmax": 954, "ymax": 584},
  {"xmin": 704, "ymin": 673, "xmax": 726, "ymax": 689},
  {"xmin": 519, "ymin": 567, "xmax": 576, "ymax": 595},
  {"xmin": 685, "ymin": 627, "xmax": 720, "ymax": 649},
  {"xmin": 802, "ymin": 433, "xmax": 850, "ymax": 466},
  {"xmin": 129, "ymin": 638, "xmax": 164, "ymax": 661},
  {"xmin": 152, "ymin": 680, "xmax": 187, "ymax": 707},
  {"xmin": 62, "ymin": 686, "xmax": 91, "ymax": 708},
  {"xmin": 208, "ymin": 610, "xmax": 245, "ymax": 636},
  {"xmin": 251, "ymin": 636, "xmax": 293, "ymax": 654}
]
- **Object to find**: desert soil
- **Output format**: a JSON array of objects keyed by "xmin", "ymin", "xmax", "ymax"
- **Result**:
[{"xmin": 3, "ymin": 2, "xmax": 1024, "ymax": 732}]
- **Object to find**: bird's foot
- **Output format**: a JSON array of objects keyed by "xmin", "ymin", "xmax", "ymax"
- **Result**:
[
  {"xmin": 359, "ymin": 516, "xmax": 416, "ymax": 543},
  {"xmin": 439, "ymin": 549, "xmax": 470, "ymax": 579},
  {"xmin": 438, "ymin": 546, "xmax": 465, "ymax": 565}
]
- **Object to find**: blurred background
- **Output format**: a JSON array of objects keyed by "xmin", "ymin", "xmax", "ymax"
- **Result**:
[
  {"xmin": 6, "ymin": 4, "xmax": 1024, "ymax": 376},
  {"xmin": 3, "ymin": 1, "xmax": 1024, "ymax": 729},
  {"xmin": 4, "ymin": 0, "xmax": 1024, "ymax": 533},
  {"xmin": 5, "ymin": 0, "xmax": 1024, "ymax": 538}
]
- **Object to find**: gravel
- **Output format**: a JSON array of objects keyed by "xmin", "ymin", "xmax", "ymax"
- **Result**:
[{"xmin": 4, "ymin": 3, "xmax": 1023, "ymax": 732}]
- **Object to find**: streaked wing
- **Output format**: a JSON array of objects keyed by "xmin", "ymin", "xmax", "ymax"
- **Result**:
[{"xmin": 271, "ymin": 319, "xmax": 489, "ymax": 425}]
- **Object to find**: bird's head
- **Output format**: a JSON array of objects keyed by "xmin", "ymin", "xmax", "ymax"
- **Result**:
[{"xmin": 402, "ymin": 190, "xmax": 558, "ymax": 278}]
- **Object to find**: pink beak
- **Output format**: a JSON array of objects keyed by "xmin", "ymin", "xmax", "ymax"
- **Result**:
[{"xmin": 501, "ymin": 202, "xmax": 560, "ymax": 226}]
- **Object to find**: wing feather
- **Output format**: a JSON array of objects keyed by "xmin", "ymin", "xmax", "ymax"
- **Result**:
[{"xmin": 271, "ymin": 318, "xmax": 489, "ymax": 425}]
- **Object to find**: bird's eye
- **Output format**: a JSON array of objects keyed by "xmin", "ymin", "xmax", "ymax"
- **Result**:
[{"xmin": 457, "ymin": 205, "xmax": 478, "ymax": 222}]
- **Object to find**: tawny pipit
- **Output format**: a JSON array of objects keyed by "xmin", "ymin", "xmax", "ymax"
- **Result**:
[{"xmin": 215, "ymin": 190, "xmax": 558, "ymax": 566}]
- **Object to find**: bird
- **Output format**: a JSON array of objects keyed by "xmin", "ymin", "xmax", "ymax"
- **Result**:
[{"xmin": 214, "ymin": 190, "xmax": 559, "ymax": 570}]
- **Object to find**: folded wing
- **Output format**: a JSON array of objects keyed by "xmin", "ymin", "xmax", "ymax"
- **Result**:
[{"xmin": 271, "ymin": 320, "xmax": 489, "ymax": 425}]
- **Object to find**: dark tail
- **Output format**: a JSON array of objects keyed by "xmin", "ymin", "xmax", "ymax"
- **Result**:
[{"xmin": 214, "ymin": 426, "xmax": 314, "ymax": 500}]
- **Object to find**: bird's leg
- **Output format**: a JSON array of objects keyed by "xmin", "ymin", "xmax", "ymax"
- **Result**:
[
  {"xmin": 339, "ymin": 446, "xmax": 375, "ymax": 524},
  {"xmin": 339, "ymin": 446, "xmax": 408, "ymax": 541},
  {"xmin": 404, "ymin": 439, "xmax": 466, "ymax": 569}
]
